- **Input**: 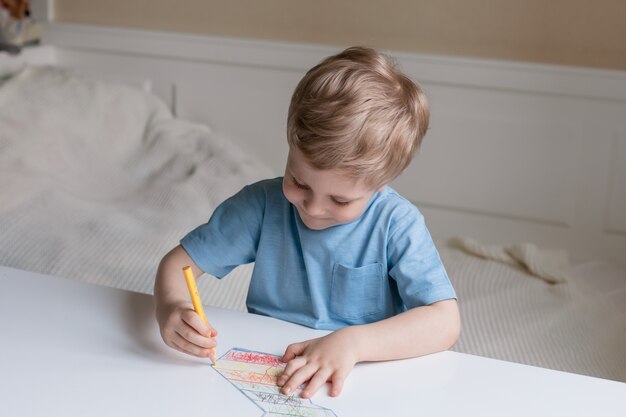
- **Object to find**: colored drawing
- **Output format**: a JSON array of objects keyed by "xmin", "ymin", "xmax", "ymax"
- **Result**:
[{"xmin": 213, "ymin": 347, "xmax": 338, "ymax": 417}]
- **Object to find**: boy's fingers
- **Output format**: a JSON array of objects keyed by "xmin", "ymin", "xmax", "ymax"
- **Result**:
[
  {"xmin": 277, "ymin": 356, "xmax": 306, "ymax": 386},
  {"xmin": 168, "ymin": 338, "xmax": 186, "ymax": 354},
  {"xmin": 173, "ymin": 331, "xmax": 215, "ymax": 358},
  {"xmin": 181, "ymin": 310, "xmax": 216, "ymax": 338},
  {"xmin": 329, "ymin": 369, "xmax": 348, "ymax": 397},
  {"xmin": 281, "ymin": 363, "xmax": 317, "ymax": 395},
  {"xmin": 301, "ymin": 368, "xmax": 333, "ymax": 398},
  {"xmin": 281, "ymin": 341, "xmax": 306, "ymax": 362},
  {"xmin": 177, "ymin": 323, "xmax": 216, "ymax": 349}
]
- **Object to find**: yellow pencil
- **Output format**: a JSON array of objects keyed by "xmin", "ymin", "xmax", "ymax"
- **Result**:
[{"xmin": 182, "ymin": 266, "xmax": 216, "ymax": 366}]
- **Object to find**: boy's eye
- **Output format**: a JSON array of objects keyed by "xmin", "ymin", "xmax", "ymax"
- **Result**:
[
  {"xmin": 292, "ymin": 177, "xmax": 309, "ymax": 190},
  {"xmin": 332, "ymin": 198, "xmax": 351, "ymax": 206}
]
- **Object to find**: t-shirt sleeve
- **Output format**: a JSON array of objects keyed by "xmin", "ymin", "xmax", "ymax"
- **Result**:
[
  {"xmin": 387, "ymin": 210, "xmax": 457, "ymax": 308},
  {"xmin": 180, "ymin": 184, "xmax": 263, "ymax": 278}
]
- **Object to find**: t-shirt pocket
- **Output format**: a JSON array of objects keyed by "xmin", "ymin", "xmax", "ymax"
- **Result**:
[{"xmin": 330, "ymin": 262, "xmax": 385, "ymax": 320}]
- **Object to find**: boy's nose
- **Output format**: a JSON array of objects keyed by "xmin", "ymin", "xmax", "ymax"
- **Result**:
[{"xmin": 302, "ymin": 198, "xmax": 325, "ymax": 217}]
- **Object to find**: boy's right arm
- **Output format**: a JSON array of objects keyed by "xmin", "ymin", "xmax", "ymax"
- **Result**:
[{"xmin": 154, "ymin": 245, "xmax": 218, "ymax": 359}]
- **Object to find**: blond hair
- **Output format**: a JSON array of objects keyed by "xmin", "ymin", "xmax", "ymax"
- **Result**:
[{"xmin": 287, "ymin": 46, "xmax": 429, "ymax": 188}]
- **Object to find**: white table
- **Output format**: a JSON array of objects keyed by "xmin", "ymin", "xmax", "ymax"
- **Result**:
[{"xmin": 1, "ymin": 265, "xmax": 625, "ymax": 417}]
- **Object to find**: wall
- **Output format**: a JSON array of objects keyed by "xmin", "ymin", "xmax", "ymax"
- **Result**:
[
  {"xmin": 44, "ymin": 24, "xmax": 626, "ymax": 264},
  {"xmin": 53, "ymin": 0, "xmax": 626, "ymax": 71}
]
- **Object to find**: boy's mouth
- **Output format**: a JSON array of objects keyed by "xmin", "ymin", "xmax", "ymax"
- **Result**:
[{"xmin": 297, "ymin": 209, "xmax": 334, "ymax": 229}]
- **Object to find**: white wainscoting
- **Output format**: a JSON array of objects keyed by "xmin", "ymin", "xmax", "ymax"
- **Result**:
[{"xmin": 40, "ymin": 23, "xmax": 626, "ymax": 264}]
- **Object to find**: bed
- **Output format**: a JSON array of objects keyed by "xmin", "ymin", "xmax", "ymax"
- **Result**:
[{"xmin": 1, "ymin": 24, "xmax": 625, "ymax": 384}]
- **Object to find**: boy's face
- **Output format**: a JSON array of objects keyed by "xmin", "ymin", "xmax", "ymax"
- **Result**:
[{"xmin": 282, "ymin": 148, "xmax": 383, "ymax": 230}]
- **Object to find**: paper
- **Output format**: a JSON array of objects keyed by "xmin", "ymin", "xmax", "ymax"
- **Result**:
[{"xmin": 213, "ymin": 347, "xmax": 338, "ymax": 417}]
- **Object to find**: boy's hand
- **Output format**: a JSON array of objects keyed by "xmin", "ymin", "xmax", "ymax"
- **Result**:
[
  {"xmin": 156, "ymin": 300, "xmax": 218, "ymax": 360},
  {"xmin": 277, "ymin": 327, "xmax": 359, "ymax": 398}
]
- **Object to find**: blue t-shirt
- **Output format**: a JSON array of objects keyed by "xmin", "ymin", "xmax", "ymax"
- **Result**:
[{"xmin": 181, "ymin": 177, "xmax": 456, "ymax": 330}]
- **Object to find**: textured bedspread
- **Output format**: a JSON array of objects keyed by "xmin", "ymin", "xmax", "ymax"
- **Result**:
[{"xmin": 442, "ymin": 243, "xmax": 626, "ymax": 382}]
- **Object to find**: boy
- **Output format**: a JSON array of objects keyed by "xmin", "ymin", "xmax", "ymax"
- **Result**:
[{"xmin": 155, "ymin": 46, "xmax": 460, "ymax": 399}]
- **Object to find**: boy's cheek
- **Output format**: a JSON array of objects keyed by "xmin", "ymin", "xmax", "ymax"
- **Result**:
[
  {"xmin": 282, "ymin": 183, "xmax": 298, "ymax": 205},
  {"xmin": 336, "ymin": 205, "xmax": 367, "ymax": 223}
]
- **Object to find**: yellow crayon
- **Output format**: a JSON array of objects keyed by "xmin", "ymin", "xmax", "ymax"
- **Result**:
[{"xmin": 182, "ymin": 266, "xmax": 217, "ymax": 366}]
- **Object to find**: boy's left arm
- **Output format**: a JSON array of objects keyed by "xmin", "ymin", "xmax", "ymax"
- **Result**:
[{"xmin": 277, "ymin": 298, "xmax": 460, "ymax": 398}]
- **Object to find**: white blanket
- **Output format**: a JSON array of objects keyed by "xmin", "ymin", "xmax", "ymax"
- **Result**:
[{"xmin": 0, "ymin": 66, "xmax": 272, "ymax": 300}]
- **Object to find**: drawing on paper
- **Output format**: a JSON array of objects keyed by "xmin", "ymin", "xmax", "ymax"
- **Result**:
[{"xmin": 213, "ymin": 347, "xmax": 338, "ymax": 417}]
